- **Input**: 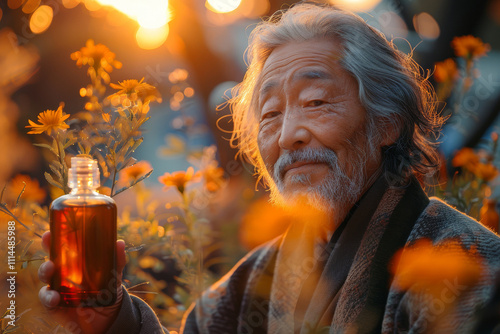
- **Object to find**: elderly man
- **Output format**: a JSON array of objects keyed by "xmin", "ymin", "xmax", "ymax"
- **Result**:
[{"xmin": 39, "ymin": 2, "xmax": 500, "ymax": 333}]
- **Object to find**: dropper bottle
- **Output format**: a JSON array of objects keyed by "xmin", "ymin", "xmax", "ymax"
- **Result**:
[{"xmin": 49, "ymin": 156, "xmax": 117, "ymax": 307}]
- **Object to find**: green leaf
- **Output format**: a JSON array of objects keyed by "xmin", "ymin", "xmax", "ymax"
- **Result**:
[
  {"xmin": 44, "ymin": 172, "xmax": 63, "ymax": 190},
  {"xmin": 112, "ymin": 169, "xmax": 153, "ymax": 197},
  {"xmin": 21, "ymin": 261, "xmax": 28, "ymax": 269},
  {"xmin": 48, "ymin": 164, "xmax": 62, "ymax": 180},
  {"xmin": 33, "ymin": 143, "xmax": 55, "ymax": 152},
  {"xmin": 129, "ymin": 137, "xmax": 143, "ymax": 154},
  {"xmin": 63, "ymin": 138, "xmax": 77, "ymax": 149}
]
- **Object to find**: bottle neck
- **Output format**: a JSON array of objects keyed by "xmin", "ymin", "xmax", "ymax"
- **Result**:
[{"xmin": 69, "ymin": 187, "xmax": 99, "ymax": 195}]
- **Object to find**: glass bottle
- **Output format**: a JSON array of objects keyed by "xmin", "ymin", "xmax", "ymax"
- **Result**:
[{"xmin": 50, "ymin": 157, "xmax": 117, "ymax": 307}]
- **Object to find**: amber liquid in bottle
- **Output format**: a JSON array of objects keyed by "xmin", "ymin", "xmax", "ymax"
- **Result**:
[{"xmin": 49, "ymin": 157, "xmax": 117, "ymax": 307}]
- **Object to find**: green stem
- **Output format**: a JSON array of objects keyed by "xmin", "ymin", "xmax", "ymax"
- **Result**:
[{"xmin": 0, "ymin": 204, "xmax": 42, "ymax": 238}]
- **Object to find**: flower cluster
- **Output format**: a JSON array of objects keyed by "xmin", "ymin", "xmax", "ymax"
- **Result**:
[{"xmin": 434, "ymin": 35, "xmax": 490, "ymax": 102}]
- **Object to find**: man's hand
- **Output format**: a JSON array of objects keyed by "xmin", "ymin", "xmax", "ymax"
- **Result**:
[{"xmin": 38, "ymin": 231, "xmax": 127, "ymax": 334}]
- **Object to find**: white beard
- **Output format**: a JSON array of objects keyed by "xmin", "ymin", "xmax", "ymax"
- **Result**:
[{"xmin": 267, "ymin": 146, "xmax": 368, "ymax": 227}]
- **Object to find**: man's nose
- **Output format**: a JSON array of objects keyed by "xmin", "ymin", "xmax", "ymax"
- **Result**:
[{"xmin": 278, "ymin": 108, "xmax": 311, "ymax": 151}]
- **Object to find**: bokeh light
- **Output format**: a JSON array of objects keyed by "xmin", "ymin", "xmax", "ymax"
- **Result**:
[
  {"xmin": 62, "ymin": 0, "xmax": 81, "ymax": 9},
  {"xmin": 413, "ymin": 12, "xmax": 440, "ymax": 40},
  {"xmin": 96, "ymin": 0, "xmax": 170, "ymax": 29},
  {"xmin": 136, "ymin": 25, "xmax": 169, "ymax": 50},
  {"xmin": 29, "ymin": 5, "xmax": 54, "ymax": 34},
  {"xmin": 329, "ymin": 0, "xmax": 382, "ymax": 12},
  {"xmin": 7, "ymin": 0, "xmax": 24, "ymax": 10},
  {"xmin": 84, "ymin": 0, "xmax": 102, "ymax": 11},
  {"xmin": 206, "ymin": 0, "xmax": 242, "ymax": 14},
  {"xmin": 378, "ymin": 11, "xmax": 408, "ymax": 38},
  {"xmin": 22, "ymin": 0, "xmax": 41, "ymax": 14}
]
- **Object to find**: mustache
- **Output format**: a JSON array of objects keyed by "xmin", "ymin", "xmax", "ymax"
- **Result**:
[{"xmin": 273, "ymin": 147, "xmax": 339, "ymax": 182}]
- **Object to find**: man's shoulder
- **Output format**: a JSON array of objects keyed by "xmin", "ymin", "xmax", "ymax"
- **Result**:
[{"xmin": 411, "ymin": 197, "xmax": 500, "ymax": 261}]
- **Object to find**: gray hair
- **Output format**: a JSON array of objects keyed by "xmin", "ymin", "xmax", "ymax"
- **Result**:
[{"xmin": 229, "ymin": 2, "xmax": 444, "ymax": 186}]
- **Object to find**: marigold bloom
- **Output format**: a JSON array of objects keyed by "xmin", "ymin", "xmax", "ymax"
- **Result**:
[
  {"xmin": 480, "ymin": 198, "xmax": 499, "ymax": 233},
  {"xmin": 390, "ymin": 239, "xmax": 483, "ymax": 298},
  {"xmin": 158, "ymin": 167, "xmax": 199, "ymax": 194},
  {"xmin": 452, "ymin": 147, "xmax": 479, "ymax": 170},
  {"xmin": 70, "ymin": 39, "xmax": 122, "ymax": 72},
  {"xmin": 434, "ymin": 58, "xmax": 459, "ymax": 83},
  {"xmin": 108, "ymin": 78, "xmax": 161, "ymax": 104},
  {"xmin": 119, "ymin": 161, "xmax": 153, "ymax": 185},
  {"xmin": 26, "ymin": 105, "xmax": 70, "ymax": 135},
  {"xmin": 473, "ymin": 162, "xmax": 498, "ymax": 182},
  {"xmin": 451, "ymin": 35, "xmax": 490, "ymax": 60},
  {"xmin": 7, "ymin": 174, "xmax": 46, "ymax": 203}
]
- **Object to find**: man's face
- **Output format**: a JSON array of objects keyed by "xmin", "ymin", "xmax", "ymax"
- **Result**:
[{"xmin": 256, "ymin": 38, "xmax": 383, "ymax": 220}]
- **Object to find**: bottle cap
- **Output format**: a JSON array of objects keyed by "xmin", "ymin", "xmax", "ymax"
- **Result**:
[{"xmin": 68, "ymin": 157, "xmax": 100, "ymax": 189}]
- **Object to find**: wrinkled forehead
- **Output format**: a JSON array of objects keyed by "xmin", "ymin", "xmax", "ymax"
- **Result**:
[{"xmin": 251, "ymin": 39, "xmax": 346, "ymax": 105}]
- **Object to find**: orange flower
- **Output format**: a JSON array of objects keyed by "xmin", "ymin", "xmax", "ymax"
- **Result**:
[
  {"xmin": 452, "ymin": 147, "xmax": 479, "ymax": 170},
  {"xmin": 97, "ymin": 186, "xmax": 112, "ymax": 196},
  {"xmin": 473, "ymin": 162, "xmax": 498, "ymax": 182},
  {"xmin": 480, "ymin": 198, "xmax": 499, "ymax": 233},
  {"xmin": 108, "ymin": 78, "xmax": 161, "ymax": 104},
  {"xmin": 119, "ymin": 161, "xmax": 153, "ymax": 185},
  {"xmin": 202, "ymin": 165, "xmax": 225, "ymax": 192},
  {"xmin": 390, "ymin": 239, "xmax": 483, "ymax": 298},
  {"xmin": 451, "ymin": 35, "xmax": 490, "ymax": 60},
  {"xmin": 239, "ymin": 198, "xmax": 292, "ymax": 250},
  {"xmin": 7, "ymin": 174, "xmax": 46, "ymax": 204},
  {"xmin": 70, "ymin": 39, "xmax": 122, "ymax": 72},
  {"xmin": 158, "ymin": 167, "xmax": 199, "ymax": 194},
  {"xmin": 26, "ymin": 105, "xmax": 70, "ymax": 135},
  {"xmin": 434, "ymin": 58, "xmax": 459, "ymax": 83}
]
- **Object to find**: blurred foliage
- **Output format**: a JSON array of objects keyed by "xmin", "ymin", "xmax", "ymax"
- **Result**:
[
  {"xmin": 0, "ymin": 40, "xmax": 230, "ymax": 332},
  {"xmin": 433, "ymin": 35, "xmax": 499, "ymax": 233}
]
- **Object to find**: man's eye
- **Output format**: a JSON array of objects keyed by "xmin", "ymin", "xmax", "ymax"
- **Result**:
[
  {"xmin": 307, "ymin": 100, "xmax": 325, "ymax": 107},
  {"xmin": 261, "ymin": 111, "xmax": 280, "ymax": 120}
]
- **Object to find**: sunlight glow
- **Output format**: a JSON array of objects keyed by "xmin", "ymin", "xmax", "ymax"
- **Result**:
[
  {"xmin": 136, "ymin": 25, "xmax": 169, "ymax": 50},
  {"xmin": 96, "ymin": 0, "xmax": 170, "ymax": 29},
  {"xmin": 206, "ymin": 0, "xmax": 242, "ymax": 13},
  {"xmin": 329, "ymin": 0, "xmax": 381, "ymax": 12}
]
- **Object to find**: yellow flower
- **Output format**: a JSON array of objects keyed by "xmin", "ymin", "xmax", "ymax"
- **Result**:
[
  {"xmin": 119, "ymin": 161, "xmax": 153, "ymax": 185},
  {"xmin": 452, "ymin": 147, "xmax": 479, "ymax": 170},
  {"xmin": 26, "ymin": 105, "xmax": 70, "ymax": 135},
  {"xmin": 108, "ymin": 78, "xmax": 161, "ymax": 104},
  {"xmin": 70, "ymin": 39, "xmax": 122, "ymax": 72},
  {"xmin": 452, "ymin": 35, "xmax": 490, "ymax": 60},
  {"xmin": 158, "ymin": 167, "xmax": 199, "ymax": 194},
  {"xmin": 434, "ymin": 58, "xmax": 459, "ymax": 83},
  {"xmin": 7, "ymin": 174, "xmax": 46, "ymax": 204},
  {"xmin": 390, "ymin": 239, "xmax": 483, "ymax": 298}
]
